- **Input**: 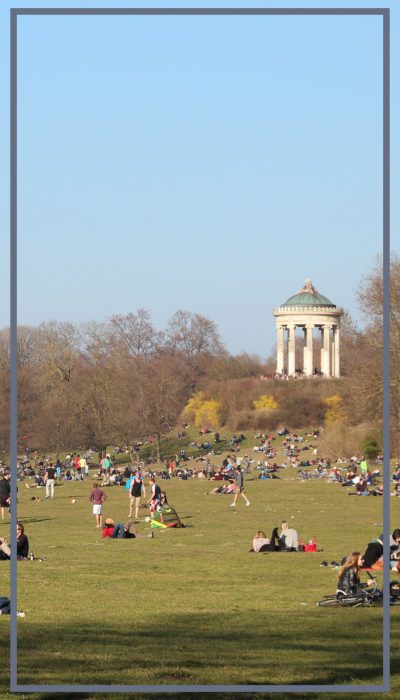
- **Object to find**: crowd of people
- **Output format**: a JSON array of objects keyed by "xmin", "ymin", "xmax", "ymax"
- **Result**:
[{"xmin": 1, "ymin": 427, "xmax": 398, "ymax": 617}]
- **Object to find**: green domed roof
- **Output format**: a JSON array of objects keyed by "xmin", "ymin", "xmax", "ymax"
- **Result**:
[{"xmin": 282, "ymin": 280, "xmax": 336, "ymax": 308}]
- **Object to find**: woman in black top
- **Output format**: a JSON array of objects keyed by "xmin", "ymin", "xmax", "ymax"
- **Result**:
[
  {"xmin": 0, "ymin": 522, "xmax": 29, "ymax": 560},
  {"xmin": 337, "ymin": 552, "xmax": 373, "ymax": 596},
  {"xmin": 16, "ymin": 523, "xmax": 29, "ymax": 558},
  {"xmin": 0, "ymin": 473, "xmax": 11, "ymax": 520}
]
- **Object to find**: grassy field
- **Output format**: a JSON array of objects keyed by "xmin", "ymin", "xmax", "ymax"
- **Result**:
[{"xmin": 0, "ymin": 430, "xmax": 399, "ymax": 697}]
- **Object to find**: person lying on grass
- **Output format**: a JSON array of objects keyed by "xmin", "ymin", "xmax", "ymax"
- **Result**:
[
  {"xmin": 0, "ymin": 522, "xmax": 29, "ymax": 560},
  {"xmin": 251, "ymin": 530, "xmax": 271, "ymax": 552},
  {"xmin": 208, "ymin": 481, "xmax": 236, "ymax": 495},
  {"xmin": 102, "ymin": 519, "xmax": 152, "ymax": 539}
]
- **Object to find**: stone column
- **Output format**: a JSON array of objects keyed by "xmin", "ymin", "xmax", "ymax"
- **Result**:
[
  {"xmin": 276, "ymin": 325, "xmax": 285, "ymax": 374},
  {"xmin": 322, "ymin": 324, "xmax": 332, "ymax": 377},
  {"xmin": 333, "ymin": 325, "xmax": 340, "ymax": 377},
  {"xmin": 287, "ymin": 324, "xmax": 296, "ymax": 376},
  {"xmin": 303, "ymin": 324, "xmax": 314, "ymax": 376},
  {"xmin": 320, "ymin": 327, "xmax": 325, "ymax": 375}
]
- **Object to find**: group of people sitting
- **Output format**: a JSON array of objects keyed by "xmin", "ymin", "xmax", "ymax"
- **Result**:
[
  {"xmin": 251, "ymin": 521, "xmax": 299, "ymax": 552},
  {"xmin": 336, "ymin": 536, "xmax": 399, "ymax": 597},
  {"xmin": 328, "ymin": 529, "xmax": 400, "ymax": 601}
]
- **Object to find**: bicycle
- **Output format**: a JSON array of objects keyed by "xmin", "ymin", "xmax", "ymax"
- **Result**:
[{"xmin": 316, "ymin": 577, "xmax": 383, "ymax": 608}]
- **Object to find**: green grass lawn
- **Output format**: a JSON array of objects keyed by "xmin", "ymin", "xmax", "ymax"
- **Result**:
[{"xmin": 0, "ymin": 432, "xmax": 398, "ymax": 697}]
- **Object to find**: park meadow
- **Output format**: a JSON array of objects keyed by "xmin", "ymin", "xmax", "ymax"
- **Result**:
[{"xmin": 1, "ymin": 428, "xmax": 399, "ymax": 697}]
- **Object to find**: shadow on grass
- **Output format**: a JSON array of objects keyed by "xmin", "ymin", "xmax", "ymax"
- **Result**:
[
  {"xmin": 15, "ymin": 517, "xmax": 55, "ymax": 524},
  {"xmin": 15, "ymin": 610, "xmax": 392, "ymax": 688}
]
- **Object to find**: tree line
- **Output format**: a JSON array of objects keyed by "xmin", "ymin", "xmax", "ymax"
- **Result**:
[
  {"xmin": 0, "ymin": 309, "xmax": 265, "ymax": 458},
  {"xmin": 0, "ymin": 256, "xmax": 398, "ymax": 458}
]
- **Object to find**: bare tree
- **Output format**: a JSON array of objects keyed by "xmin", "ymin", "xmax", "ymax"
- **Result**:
[
  {"xmin": 79, "ymin": 320, "xmax": 112, "ymax": 364},
  {"xmin": 35, "ymin": 321, "xmax": 80, "ymax": 383},
  {"xmin": 166, "ymin": 310, "xmax": 225, "ymax": 389},
  {"xmin": 109, "ymin": 309, "xmax": 163, "ymax": 359},
  {"xmin": 354, "ymin": 254, "xmax": 400, "ymax": 453},
  {"xmin": 135, "ymin": 356, "xmax": 191, "ymax": 461},
  {"xmin": 0, "ymin": 325, "xmax": 42, "ymax": 370}
]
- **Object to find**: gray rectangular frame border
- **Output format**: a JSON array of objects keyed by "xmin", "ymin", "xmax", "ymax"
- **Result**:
[{"xmin": 10, "ymin": 5, "xmax": 391, "ymax": 694}]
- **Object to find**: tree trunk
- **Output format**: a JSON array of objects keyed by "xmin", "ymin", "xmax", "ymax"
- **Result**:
[{"xmin": 156, "ymin": 434, "xmax": 161, "ymax": 463}]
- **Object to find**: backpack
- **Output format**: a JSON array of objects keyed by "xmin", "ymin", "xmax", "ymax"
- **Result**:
[{"xmin": 125, "ymin": 476, "xmax": 134, "ymax": 492}]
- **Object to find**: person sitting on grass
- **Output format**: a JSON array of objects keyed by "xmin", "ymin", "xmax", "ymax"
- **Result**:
[
  {"xmin": 390, "ymin": 529, "xmax": 400, "ymax": 570},
  {"xmin": 210, "ymin": 469, "xmax": 225, "ymax": 481},
  {"xmin": 355, "ymin": 477, "xmax": 370, "ymax": 495},
  {"xmin": 0, "ymin": 523, "xmax": 29, "ymax": 560},
  {"xmin": 341, "ymin": 467, "xmax": 358, "ymax": 486},
  {"xmin": 329, "ymin": 466, "xmax": 342, "ymax": 482},
  {"xmin": 391, "ymin": 528, "xmax": 400, "ymax": 550},
  {"xmin": 336, "ymin": 552, "xmax": 374, "ymax": 597},
  {"xmin": 101, "ymin": 471, "xmax": 111, "ymax": 487},
  {"xmin": 361, "ymin": 534, "xmax": 383, "ymax": 569},
  {"xmin": 251, "ymin": 530, "xmax": 271, "ymax": 552},
  {"xmin": 278, "ymin": 521, "xmax": 299, "ymax": 551},
  {"xmin": 392, "ymin": 481, "xmax": 400, "ymax": 497},
  {"xmin": 392, "ymin": 466, "xmax": 400, "ymax": 483}
]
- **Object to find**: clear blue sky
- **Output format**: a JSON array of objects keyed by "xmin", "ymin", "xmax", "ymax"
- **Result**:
[{"xmin": 0, "ymin": 0, "xmax": 398, "ymax": 357}]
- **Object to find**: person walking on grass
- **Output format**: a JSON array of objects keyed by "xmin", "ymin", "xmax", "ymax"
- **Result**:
[
  {"xmin": 90, "ymin": 482, "xmax": 107, "ymax": 528},
  {"xmin": 230, "ymin": 466, "xmax": 251, "ymax": 507}
]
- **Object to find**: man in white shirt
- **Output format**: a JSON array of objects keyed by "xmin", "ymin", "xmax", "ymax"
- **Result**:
[{"xmin": 279, "ymin": 521, "xmax": 299, "ymax": 551}]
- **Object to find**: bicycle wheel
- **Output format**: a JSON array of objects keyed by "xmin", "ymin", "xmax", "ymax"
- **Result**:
[
  {"xmin": 337, "ymin": 595, "xmax": 366, "ymax": 607},
  {"xmin": 316, "ymin": 597, "xmax": 339, "ymax": 607}
]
